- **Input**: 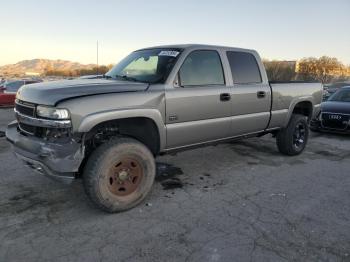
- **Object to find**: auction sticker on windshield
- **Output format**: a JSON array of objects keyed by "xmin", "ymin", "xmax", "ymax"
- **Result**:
[{"xmin": 158, "ymin": 51, "xmax": 180, "ymax": 57}]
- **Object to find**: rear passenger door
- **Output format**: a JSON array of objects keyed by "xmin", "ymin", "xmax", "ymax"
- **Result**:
[
  {"xmin": 165, "ymin": 50, "xmax": 231, "ymax": 149},
  {"xmin": 226, "ymin": 51, "xmax": 271, "ymax": 136}
]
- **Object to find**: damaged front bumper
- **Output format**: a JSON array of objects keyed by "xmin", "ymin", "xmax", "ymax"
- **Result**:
[{"xmin": 6, "ymin": 121, "xmax": 85, "ymax": 184}]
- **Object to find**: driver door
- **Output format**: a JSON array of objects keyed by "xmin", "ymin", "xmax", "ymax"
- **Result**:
[{"xmin": 165, "ymin": 50, "xmax": 231, "ymax": 149}]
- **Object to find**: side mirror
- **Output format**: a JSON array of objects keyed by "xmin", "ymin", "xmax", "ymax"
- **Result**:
[{"xmin": 173, "ymin": 73, "xmax": 181, "ymax": 88}]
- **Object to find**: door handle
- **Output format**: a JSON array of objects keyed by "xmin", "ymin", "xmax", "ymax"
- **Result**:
[
  {"xmin": 257, "ymin": 91, "xmax": 266, "ymax": 98},
  {"xmin": 220, "ymin": 93, "xmax": 231, "ymax": 101}
]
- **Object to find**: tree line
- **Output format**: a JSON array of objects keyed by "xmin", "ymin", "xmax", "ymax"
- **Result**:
[
  {"xmin": 44, "ymin": 65, "xmax": 113, "ymax": 77},
  {"xmin": 264, "ymin": 56, "xmax": 350, "ymax": 83},
  {"xmin": 43, "ymin": 56, "xmax": 350, "ymax": 84}
]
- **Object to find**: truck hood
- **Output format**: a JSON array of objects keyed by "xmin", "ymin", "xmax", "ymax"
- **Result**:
[
  {"xmin": 16, "ymin": 79, "xmax": 149, "ymax": 106},
  {"xmin": 321, "ymin": 101, "xmax": 350, "ymax": 114}
]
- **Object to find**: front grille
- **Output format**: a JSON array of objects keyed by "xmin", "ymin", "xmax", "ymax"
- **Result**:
[
  {"xmin": 322, "ymin": 113, "xmax": 349, "ymax": 130},
  {"xmin": 15, "ymin": 100, "xmax": 37, "ymax": 135},
  {"xmin": 15, "ymin": 101, "xmax": 35, "ymax": 117}
]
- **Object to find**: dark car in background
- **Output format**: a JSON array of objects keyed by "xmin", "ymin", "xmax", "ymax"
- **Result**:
[
  {"xmin": 310, "ymin": 86, "xmax": 350, "ymax": 134},
  {"xmin": 0, "ymin": 79, "xmax": 42, "ymax": 107},
  {"xmin": 323, "ymin": 82, "xmax": 350, "ymax": 101}
]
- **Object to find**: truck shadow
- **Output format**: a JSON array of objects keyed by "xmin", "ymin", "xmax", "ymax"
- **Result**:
[
  {"xmin": 310, "ymin": 131, "xmax": 350, "ymax": 141},
  {"xmin": 227, "ymin": 135, "xmax": 350, "ymax": 167}
]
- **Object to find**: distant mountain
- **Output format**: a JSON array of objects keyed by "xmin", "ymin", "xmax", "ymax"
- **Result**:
[{"xmin": 0, "ymin": 59, "xmax": 96, "ymax": 76}]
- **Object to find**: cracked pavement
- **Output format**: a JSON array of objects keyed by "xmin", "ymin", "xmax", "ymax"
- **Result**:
[{"xmin": 0, "ymin": 108, "xmax": 350, "ymax": 262}]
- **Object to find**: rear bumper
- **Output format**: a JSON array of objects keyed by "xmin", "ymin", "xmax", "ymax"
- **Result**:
[{"xmin": 6, "ymin": 121, "xmax": 85, "ymax": 183}]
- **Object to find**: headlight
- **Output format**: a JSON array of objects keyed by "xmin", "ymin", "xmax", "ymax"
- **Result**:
[{"xmin": 36, "ymin": 106, "xmax": 70, "ymax": 120}]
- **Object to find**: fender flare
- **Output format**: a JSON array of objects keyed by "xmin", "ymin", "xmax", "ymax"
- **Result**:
[
  {"xmin": 284, "ymin": 97, "xmax": 314, "ymax": 127},
  {"xmin": 77, "ymin": 108, "xmax": 166, "ymax": 151}
]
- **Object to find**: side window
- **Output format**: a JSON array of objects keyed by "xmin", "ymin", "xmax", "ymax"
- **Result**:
[
  {"xmin": 226, "ymin": 51, "xmax": 262, "ymax": 84},
  {"xmin": 179, "ymin": 50, "xmax": 225, "ymax": 86}
]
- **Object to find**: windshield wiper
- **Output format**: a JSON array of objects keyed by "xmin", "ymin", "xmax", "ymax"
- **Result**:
[
  {"xmin": 115, "ymin": 74, "xmax": 140, "ymax": 82},
  {"xmin": 102, "ymin": 74, "xmax": 112, "ymax": 79},
  {"xmin": 114, "ymin": 74, "xmax": 150, "ymax": 84}
]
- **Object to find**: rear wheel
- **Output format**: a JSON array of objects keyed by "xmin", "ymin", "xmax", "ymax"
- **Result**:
[
  {"xmin": 83, "ymin": 137, "xmax": 155, "ymax": 212},
  {"xmin": 276, "ymin": 114, "xmax": 309, "ymax": 156}
]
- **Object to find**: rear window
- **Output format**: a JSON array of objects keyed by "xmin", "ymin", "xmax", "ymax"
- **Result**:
[{"xmin": 226, "ymin": 51, "xmax": 262, "ymax": 84}]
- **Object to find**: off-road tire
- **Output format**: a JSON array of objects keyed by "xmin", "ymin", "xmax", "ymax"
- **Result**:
[
  {"xmin": 276, "ymin": 114, "xmax": 309, "ymax": 156},
  {"xmin": 83, "ymin": 137, "xmax": 156, "ymax": 213}
]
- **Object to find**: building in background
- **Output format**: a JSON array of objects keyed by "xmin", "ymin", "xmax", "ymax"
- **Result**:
[{"xmin": 25, "ymin": 72, "xmax": 40, "ymax": 77}]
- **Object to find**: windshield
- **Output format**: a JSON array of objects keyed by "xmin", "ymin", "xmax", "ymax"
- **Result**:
[
  {"xmin": 105, "ymin": 48, "xmax": 182, "ymax": 84},
  {"xmin": 328, "ymin": 88, "xmax": 350, "ymax": 102}
]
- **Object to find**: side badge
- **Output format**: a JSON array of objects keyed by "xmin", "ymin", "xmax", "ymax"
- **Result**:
[{"xmin": 169, "ymin": 115, "xmax": 178, "ymax": 121}]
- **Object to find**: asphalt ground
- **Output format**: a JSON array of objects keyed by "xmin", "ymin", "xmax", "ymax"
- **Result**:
[{"xmin": 0, "ymin": 108, "xmax": 349, "ymax": 262}]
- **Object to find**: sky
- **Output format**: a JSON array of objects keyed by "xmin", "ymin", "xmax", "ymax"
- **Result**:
[{"xmin": 1, "ymin": 0, "xmax": 350, "ymax": 66}]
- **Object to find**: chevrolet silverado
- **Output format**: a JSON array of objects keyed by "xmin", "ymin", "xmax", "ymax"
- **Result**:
[{"xmin": 6, "ymin": 44, "xmax": 323, "ymax": 212}]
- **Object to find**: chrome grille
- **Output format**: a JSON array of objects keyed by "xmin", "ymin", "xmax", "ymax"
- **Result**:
[
  {"xmin": 15, "ymin": 100, "xmax": 35, "ymax": 117},
  {"xmin": 15, "ymin": 100, "xmax": 37, "ymax": 135}
]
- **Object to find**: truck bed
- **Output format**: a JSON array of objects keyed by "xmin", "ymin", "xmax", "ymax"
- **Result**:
[{"xmin": 268, "ymin": 82, "xmax": 323, "ymax": 129}]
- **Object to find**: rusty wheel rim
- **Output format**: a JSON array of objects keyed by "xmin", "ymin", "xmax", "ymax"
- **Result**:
[{"xmin": 107, "ymin": 157, "xmax": 143, "ymax": 196}]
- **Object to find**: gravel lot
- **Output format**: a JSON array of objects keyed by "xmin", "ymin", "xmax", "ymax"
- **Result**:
[
  {"xmin": 0, "ymin": 108, "xmax": 349, "ymax": 262},
  {"xmin": 0, "ymin": 108, "xmax": 14, "ymax": 132}
]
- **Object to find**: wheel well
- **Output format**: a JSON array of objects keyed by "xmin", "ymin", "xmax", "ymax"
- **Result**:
[
  {"xmin": 292, "ymin": 101, "xmax": 313, "ymax": 119},
  {"xmin": 84, "ymin": 117, "xmax": 160, "ymax": 156}
]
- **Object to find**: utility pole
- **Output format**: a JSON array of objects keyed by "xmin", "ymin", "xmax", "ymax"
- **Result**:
[{"xmin": 96, "ymin": 40, "xmax": 99, "ymax": 75}]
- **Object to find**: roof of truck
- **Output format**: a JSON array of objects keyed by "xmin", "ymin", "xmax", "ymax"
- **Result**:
[{"xmin": 137, "ymin": 44, "xmax": 256, "ymax": 53}]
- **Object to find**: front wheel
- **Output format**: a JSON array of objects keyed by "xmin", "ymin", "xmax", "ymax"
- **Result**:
[
  {"xmin": 276, "ymin": 114, "xmax": 309, "ymax": 156},
  {"xmin": 83, "ymin": 137, "xmax": 156, "ymax": 213}
]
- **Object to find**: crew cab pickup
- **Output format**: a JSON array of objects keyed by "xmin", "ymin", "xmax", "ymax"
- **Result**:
[{"xmin": 6, "ymin": 44, "xmax": 323, "ymax": 212}]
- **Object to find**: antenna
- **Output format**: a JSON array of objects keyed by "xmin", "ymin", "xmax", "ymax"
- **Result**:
[{"xmin": 96, "ymin": 40, "xmax": 99, "ymax": 75}]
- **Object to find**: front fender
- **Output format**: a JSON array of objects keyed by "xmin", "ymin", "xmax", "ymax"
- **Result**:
[{"xmin": 77, "ymin": 108, "xmax": 166, "ymax": 150}]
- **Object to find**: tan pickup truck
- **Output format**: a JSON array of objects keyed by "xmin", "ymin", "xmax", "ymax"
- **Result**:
[{"xmin": 6, "ymin": 44, "xmax": 323, "ymax": 212}]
